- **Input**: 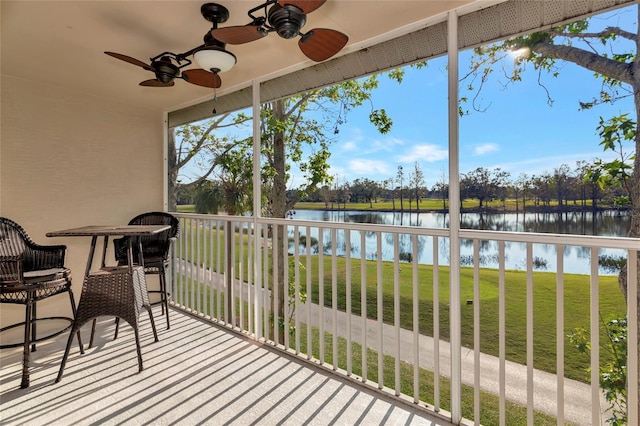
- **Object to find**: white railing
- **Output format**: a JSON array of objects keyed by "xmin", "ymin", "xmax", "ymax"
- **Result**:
[{"xmin": 171, "ymin": 212, "xmax": 639, "ymax": 426}]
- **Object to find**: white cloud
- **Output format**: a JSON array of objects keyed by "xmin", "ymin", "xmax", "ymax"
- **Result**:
[
  {"xmin": 341, "ymin": 140, "xmax": 358, "ymax": 151},
  {"xmin": 346, "ymin": 159, "xmax": 393, "ymax": 176},
  {"xmin": 358, "ymin": 136, "xmax": 405, "ymax": 154},
  {"xmin": 396, "ymin": 144, "xmax": 448, "ymax": 163},
  {"xmin": 473, "ymin": 143, "xmax": 499, "ymax": 156}
]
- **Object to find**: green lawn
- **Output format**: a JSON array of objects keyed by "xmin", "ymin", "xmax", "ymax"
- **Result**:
[{"xmin": 176, "ymin": 222, "xmax": 626, "ymax": 382}]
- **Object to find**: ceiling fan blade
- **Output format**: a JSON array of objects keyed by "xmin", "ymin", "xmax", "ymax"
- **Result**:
[
  {"xmin": 105, "ymin": 51, "xmax": 153, "ymax": 71},
  {"xmin": 139, "ymin": 79, "xmax": 175, "ymax": 87},
  {"xmin": 278, "ymin": 0, "xmax": 326, "ymax": 14},
  {"xmin": 298, "ymin": 28, "xmax": 348, "ymax": 62},
  {"xmin": 182, "ymin": 69, "xmax": 222, "ymax": 88},
  {"xmin": 212, "ymin": 25, "xmax": 266, "ymax": 45}
]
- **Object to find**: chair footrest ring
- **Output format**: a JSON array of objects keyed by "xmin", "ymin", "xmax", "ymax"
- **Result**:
[{"xmin": 0, "ymin": 316, "xmax": 74, "ymax": 349}]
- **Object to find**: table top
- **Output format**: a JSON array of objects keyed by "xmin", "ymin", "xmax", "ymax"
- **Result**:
[{"xmin": 47, "ymin": 224, "xmax": 171, "ymax": 237}]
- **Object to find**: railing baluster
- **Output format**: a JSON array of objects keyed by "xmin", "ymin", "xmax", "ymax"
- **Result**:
[
  {"xmin": 318, "ymin": 229, "xmax": 324, "ymax": 364},
  {"xmin": 377, "ymin": 231, "xmax": 383, "ymax": 389},
  {"xmin": 189, "ymin": 218, "xmax": 196, "ymax": 311},
  {"xmin": 361, "ymin": 230, "xmax": 367, "ymax": 383},
  {"xmin": 346, "ymin": 229, "xmax": 352, "ymax": 376},
  {"xmin": 393, "ymin": 233, "xmax": 400, "ymax": 395},
  {"xmin": 294, "ymin": 225, "xmax": 300, "ymax": 354},
  {"xmin": 248, "ymin": 222, "xmax": 253, "ymax": 335},
  {"xmin": 412, "ymin": 234, "xmax": 419, "ymax": 404},
  {"xmin": 590, "ymin": 248, "xmax": 600, "ymax": 425},
  {"xmin": 206, "ymin": 219, "xmax": 218, "ymax": 319},
  {"xmin": 273, "ymin": 224, "xmax": 279, "ymax": 345},
  {"xmin": 628, "ymin": 250, "xmax": 638, "ymax": 426},
  {"xmin": 283, "ymin": 224, "xmax": 289, "ymax": 350},
  {"xmin": 216, "ymin": 220, "xmax": 222, "ymax": 321},
  {"xmin": 473, "ymin": 238, "xmax": 480, "ymax": 423},
  {"xmin": 433, "ymin": 235, "xmax": 440, "ymax": 411},
  {"xmin": 306, "ymin": 226, "xmax": 312, "ymax": 360},
  {"xmin": 556, "ymin": 244, "xmax": 565, "ymax": 426},
  {"xmin": 263, "ymin": 223, "xmax": 269, "ymax": 340},
  {"xmin": 526, "ymin": 241, "xmax": 534, "ymax": 425},
  {"xmin": 498, "ymin": 240, "xmax": 506, "ymax": 426},
  {"xmin": 331, "ymin": 228, "xmax": 338, "ymax": 371},
  {"xmin": 239, "ymin": 221, "xmax": 244, "ymax": 330}
]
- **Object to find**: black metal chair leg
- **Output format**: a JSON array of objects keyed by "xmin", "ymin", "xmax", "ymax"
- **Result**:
[
  {"xmin": 21, "ymin": 299, "xmax": 33, "ymax": 389},
  {"xmin": 68, "ymin": 291, "xmax": 84, "ymax": 354},
  {"xmin": 133, "ymin": 327, "xmax": 144, "ymax": 373},
  {"xmin": 30, "ymin": 301, "xmax": 37, "ymax": 353},
  {"xmin": 160, "ymin": 271, "xmax": 170, "ymax": 330},
  {"xmin": 114, "ymin": 318, "xmax": 120, "ymax": 340},
  {"xmin": 145, "ymin": 304, "xmax": 159, "ymax": 343},
  {"xmin": 89, "ymin": 318, "xmax": 97, "ymax": 348},
  {"xmin": 55, "ymin": 323, "xmax": 77, "ymax": 383}
]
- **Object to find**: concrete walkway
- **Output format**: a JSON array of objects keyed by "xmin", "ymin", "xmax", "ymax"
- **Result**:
[{"xmin": 296, "ymin": 303, "xmax": 608, "ymax": 425}]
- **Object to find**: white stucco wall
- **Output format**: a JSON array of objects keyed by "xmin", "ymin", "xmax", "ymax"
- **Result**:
[{"xmin": 1, "ymin": 74, "xmax": 165, "ymax": 325}]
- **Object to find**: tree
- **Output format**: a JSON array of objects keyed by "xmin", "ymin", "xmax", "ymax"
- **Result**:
[
  {"xmin": 410, "ymin": 161, "xmax": 426, "ymax": 211},
  {"xmin": 396, "ymin": 165, "xmax": 405, "ymax": 212},
  {"xmin": 168, "ymin": 113, "xmax": 251, "ymax": 211},
  {"xmin": 461, "ymin": 167, "xmax": 493, "ymax": 208},
  {"xmin": 514, "ymin": 173, "xmax": 530, "ymax": 214},
  {"xmin": 260, "ymin": 75, "xmax": 399, "ymax": 343},
  {"xmin": 465, "ymin": 5, "xmax": 639, "ymax": 419}
]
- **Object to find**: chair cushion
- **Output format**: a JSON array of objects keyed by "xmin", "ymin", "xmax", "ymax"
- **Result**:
[{"xmin": 23, "ymin": 267, "xmax": 68, "ymax": 282}]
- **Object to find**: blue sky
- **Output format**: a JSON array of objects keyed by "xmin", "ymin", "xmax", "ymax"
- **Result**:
[{"xmin": 299, "ymin": 5, "xmax": 638, "ymax": 189}]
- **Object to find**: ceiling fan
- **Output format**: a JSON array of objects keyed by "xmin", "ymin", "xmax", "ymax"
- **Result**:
[
  {"xmin": 105, "ymin": 1, "xmax": 348, "ymax": 90},
  {"xmin": 212, "ymin": 0, "xmax": 349, "ymax": 62},
  {"xmin": 104, "ymin": 3, "xmax": 238, "ymax": 89}
]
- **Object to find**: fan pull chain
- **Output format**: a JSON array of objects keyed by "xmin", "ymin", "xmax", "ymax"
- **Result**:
[{"xmin": 212, "ymin": 88, "xmax": 218, "ymax": 114}]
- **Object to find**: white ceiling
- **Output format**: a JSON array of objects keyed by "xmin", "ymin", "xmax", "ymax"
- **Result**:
[{"xmin": 1, "ymin": 0, "xmax": 474, "ymax": 114}]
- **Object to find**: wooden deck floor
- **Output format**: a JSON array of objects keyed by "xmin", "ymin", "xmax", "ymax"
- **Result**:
[{"xmin": 1, "ymin": 308, "xmax": 450, "ymax": 425}]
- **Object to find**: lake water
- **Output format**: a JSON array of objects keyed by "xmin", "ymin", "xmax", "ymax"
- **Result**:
[{"xmin": 288, "ymin": 209, "xmax": 631, "ymax": 275}]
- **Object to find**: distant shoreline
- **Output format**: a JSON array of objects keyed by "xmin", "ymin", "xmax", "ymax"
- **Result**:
[{"xmin": 293, "ymin": 203, "xmax": 629, "ymax": 215}]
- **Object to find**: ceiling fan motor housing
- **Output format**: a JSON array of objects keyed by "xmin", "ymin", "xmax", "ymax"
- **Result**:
[
  {"xmin": 268, "ymin": 3, "xmax": 306, "ymax": 39},
  {"xmin": 154, "ymin": 57, "xmax": 180, "ymax": 83}
]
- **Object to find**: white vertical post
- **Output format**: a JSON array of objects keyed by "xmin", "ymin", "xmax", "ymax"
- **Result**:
[
  {"xmin": 252, "ymin": 79, "xmax": 262, "ymax": 339},
  {"xmin": 628, "ymin": 250, "xmax": 638, "ymax": 426},
  {"xmin": 447, "ymin": 9, "xmax": 462, "ymax": 423}
]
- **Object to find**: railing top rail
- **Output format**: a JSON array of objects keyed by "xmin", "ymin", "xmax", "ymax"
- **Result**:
[
  {"xmin": 460, "ymin": 228, "xmax": 640, "ymax": 250},
  {"xmin": 173, "ymin": 212, "xmax": 640, "ymax": 250}
]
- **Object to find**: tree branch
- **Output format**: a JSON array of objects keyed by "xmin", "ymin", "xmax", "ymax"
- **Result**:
[
  {"xmin": 550, "ymin": 26, "xmax": 636, "ymax": 42},
  {"xmin": 531, "ymin": 42, "xmax": 634, "ymax": 85}
]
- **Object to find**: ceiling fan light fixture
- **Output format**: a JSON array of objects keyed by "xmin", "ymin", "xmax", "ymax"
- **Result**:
[{"xmin": 194, "ymin": 46, "xmax": 237, "ymax": 73}]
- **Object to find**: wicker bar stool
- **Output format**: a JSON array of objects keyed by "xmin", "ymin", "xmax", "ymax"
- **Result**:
[
  {"xmin": 0, "ymin": 217, "xmax": 83, "ymax": 389},
  {"xmin": 56, "ymin": 265, "xmax": 158, "ymax": 382}
]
